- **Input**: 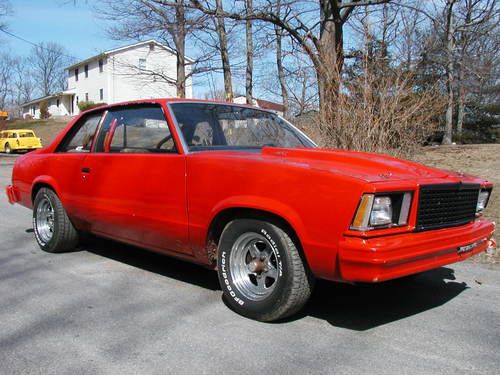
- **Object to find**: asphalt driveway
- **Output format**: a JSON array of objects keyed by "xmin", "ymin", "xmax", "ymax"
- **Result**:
[{"xmin": 0, "ymin": 155, "xmax": 499, "ymax": 374}]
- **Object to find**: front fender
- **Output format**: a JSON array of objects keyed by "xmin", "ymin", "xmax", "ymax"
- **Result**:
[{"xmin": 210, "ymin": 195, "xmax": 309, "ymax": 243}]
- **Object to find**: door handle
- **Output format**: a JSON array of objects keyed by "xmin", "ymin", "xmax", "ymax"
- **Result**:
[{"xmin": 81, "ymin": 167, "xmax": 91, "ymax": 173}]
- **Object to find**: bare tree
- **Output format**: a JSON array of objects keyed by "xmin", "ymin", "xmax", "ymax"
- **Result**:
[
  {"xmin": 0, "ymin": 54, "xmax": 13, "ymax": 110},
  {"xmin": 97, "ymin": 0, "xmax": 213, "ymax": 98},
  {"xmin": 398, "ymin": 0, "xmax": 497, "ymax": 144},
  {"xmin": 28, "ymin": 42, "xmax": 68, "ymax": 97},
  {"xmin": 214, "ymin": 0, "xmax": 233, "ymax": 101},
  {"xmin": 11, "ymin": 57, "xmax": 34, "ymax": 116},
  {"xmin": 440, "ymin": 0, "xmax": 457, "ymax": 144},
  {"xmin": 156, "ymin": 0, "xmax": 391, "ymax": 123},
  {"xmin": 0, "ymin": 0, "xmax": 10, "ymax": 31},
  {"xmin": 245, "ymin": 0, "xmax": 253, "ymax": 103},
  {"xmin": 274, "ymin": 0, "xmax": 288, "ymax": 116},
  {"xmin": 454, "ymin": 0, "xmax": 498, "ymax": 136}
]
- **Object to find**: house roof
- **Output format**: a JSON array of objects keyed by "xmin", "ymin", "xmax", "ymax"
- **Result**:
[
  {"xmin": 66, "ymin": 39, "xmax": 195, "ymax": 70},
  {"xmin": 254, "ymin": 98, "xmax": 285, "ymax": 113},
  {"xmin": 21, "ymin": 90, "xmax": 75, "ymax": 107},
  {"xmin": 233, "ymin": 95, "xmax": 285, "ymax": 113}
]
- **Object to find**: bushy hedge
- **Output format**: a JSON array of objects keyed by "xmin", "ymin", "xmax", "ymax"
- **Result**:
[
  {"xmin": 78, "ymin": 101, "xmax": 107, "ymax": 112},
  {"xmin": 39, "ymin": 100, "xmax": 51, "ymax": 119}
]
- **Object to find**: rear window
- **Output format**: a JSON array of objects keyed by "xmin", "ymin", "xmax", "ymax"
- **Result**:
[{"xmin": 19, "ymin": 132, "xmax": 35, "ymax": 138}]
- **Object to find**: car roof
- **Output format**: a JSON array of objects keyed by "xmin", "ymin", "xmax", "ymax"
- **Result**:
[
  {"xmin": 2, "ymin": 129, "xmax": 34, "ymax": 133},
  {"xmin": 80, "ymin": 98, "xmax": 264, "ymax": 116}
]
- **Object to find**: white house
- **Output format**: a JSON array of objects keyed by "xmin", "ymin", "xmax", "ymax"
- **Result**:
[{"xmin": 22, "ymin": 40, "xmax": 193, "ymax": 119}]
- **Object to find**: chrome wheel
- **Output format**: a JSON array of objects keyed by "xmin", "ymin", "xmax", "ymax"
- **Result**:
[
  {"xmin": 5, "ymin": 143, "xmax": 11, "ymax": 154},
  {"xmin": 230, "ymin": 232, "xmax": 279, "ymax": 301},
  {"xmin": 35, "ymin": 197, "xmax": 54, "ymax": 244}
]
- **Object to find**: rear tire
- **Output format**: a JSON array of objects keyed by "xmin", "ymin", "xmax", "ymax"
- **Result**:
[
  {"xmin": 4, "ymin": 143, "xmax": 11, "ymax": 154},
  {"xmin": 33, "ymin": 188, "xmax": 79, "ymax": 253},
  {"xmin": 217, "ymin": 219, "xmax": 314, "ymax": 322}
]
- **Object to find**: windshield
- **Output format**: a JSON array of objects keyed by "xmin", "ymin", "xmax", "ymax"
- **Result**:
[{"xmin": 170, "ymin": 102, "xmax": 316, "ymax": 151}]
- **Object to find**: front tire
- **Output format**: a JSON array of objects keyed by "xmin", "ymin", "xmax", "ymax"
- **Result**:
[
  {"xmin": 4, "ymin": 143, "xmax": 11, "ymax": 154},
  {"xmin": 33, "ymin": 188, "xmax": 79, "ymax": 253},
  {"xmin": 217, "ymin": 219, "xmax": 313, "ymax": 322}
]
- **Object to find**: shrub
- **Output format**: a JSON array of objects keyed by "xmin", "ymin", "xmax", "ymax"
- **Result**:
[
  {"xmin": 297, "ymin": 66, "xmax": 446, "ymax": 158},
  {"xmin": 78, "ymin": 101, "xmax": 107, "ymax": 112},
  {"xmin": 39, "ymin": 100, "xmax": 51, "ymax": 119}
]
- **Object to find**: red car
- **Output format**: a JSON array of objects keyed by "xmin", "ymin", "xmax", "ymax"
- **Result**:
[{"xmin": 6, "ymin": 99, "xmax": 495, "ymax": 321}]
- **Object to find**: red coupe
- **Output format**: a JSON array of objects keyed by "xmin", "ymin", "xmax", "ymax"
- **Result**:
[{"xmin": 6, "ymin": 99, "xmax": 495, "ymax": 321}]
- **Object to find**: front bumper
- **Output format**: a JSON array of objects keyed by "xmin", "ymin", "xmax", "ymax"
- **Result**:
[
  {"xmin": 6, "ymin": 185, "xmax": 20, "ymax": 204},
  {"xmin": 339, "ymin": 219, "xmax": 495, "ymax": 282}
]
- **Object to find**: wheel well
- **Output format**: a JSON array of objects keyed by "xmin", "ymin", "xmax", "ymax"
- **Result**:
[
  {"xmin": 206, "ymin": 208, "xmax": 307, "ymax": 265},
  {"xmin": 31, "ymin": 183, "xmax": 54, "ymax": 203}
]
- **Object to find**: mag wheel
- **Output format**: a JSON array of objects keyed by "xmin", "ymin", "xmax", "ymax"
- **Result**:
[
  {"xmin": 33, "ymin": 188, "xmax": 79, "ymax": 253},
  {"xmin": 218, "ymin": 219, "xmax": 314, "ymax": 322},
  {"xmin": 4, "ymin": 143, "xmax": 11, "ymax": 154}
]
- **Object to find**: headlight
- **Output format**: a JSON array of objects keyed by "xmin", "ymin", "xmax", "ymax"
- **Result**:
[
  {"xmin": 476, "ymin": 190, "xmax": 490, "ymax": 213},
  {"xmin": 351, "ymin": 192, "xmax": 413, "ymax": 231},
  {"xmin": 370, "ymin": 196, "xmax": 392, "ymax": 226}
]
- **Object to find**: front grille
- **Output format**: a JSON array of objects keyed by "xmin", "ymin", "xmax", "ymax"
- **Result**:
[{"xmin": 416, "ymin": 183, "xmax": 479, "ymax": 231}]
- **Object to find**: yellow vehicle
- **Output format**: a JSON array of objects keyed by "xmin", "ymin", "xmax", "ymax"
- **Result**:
[
  {"xmin": 0, "ymin": 111, "xmax": 8, "ymax": 120},
  {"xmin": 0, "ymin": 129, "xmax": 43, "ymax": 154}
]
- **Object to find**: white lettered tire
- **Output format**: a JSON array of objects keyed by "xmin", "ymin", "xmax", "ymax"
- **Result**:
[{"xmin": 217, "ymin": 219, "xmax": 314, "ymax": 321}]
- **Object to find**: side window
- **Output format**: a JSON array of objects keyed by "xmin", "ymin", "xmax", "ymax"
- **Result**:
[
  {"xmin": 172, "ymin": 107, "xmax": 218, "ymax": 147},
  {"xmin": 9, "ymin": 133, "xmax": 17, "ymax": 138},
  {"xmin": 59, "ymin": 113, "xmax": 102, "ymax": 152},
  {"xmin": 95, "ymin": 105, "xmax": 175, "ymax": 153}
]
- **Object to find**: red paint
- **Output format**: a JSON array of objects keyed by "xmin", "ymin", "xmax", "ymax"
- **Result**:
[{"xmin": 6, "ymin": 99, "xmax": 495, "ymax": 282}]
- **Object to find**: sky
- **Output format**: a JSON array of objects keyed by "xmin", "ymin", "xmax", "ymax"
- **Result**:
[{"xmin": 3, "ymin": 0, "xmax": 116, "ymax": 61}]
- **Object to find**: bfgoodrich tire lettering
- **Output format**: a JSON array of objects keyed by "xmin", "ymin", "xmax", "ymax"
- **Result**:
[
  {"xmin": 33, "ymin": 188, "xmax": 79, "ymax": 253},
  {"xmin": 217, "ymin": 219, "xmax": 313, "ymax": 322}
]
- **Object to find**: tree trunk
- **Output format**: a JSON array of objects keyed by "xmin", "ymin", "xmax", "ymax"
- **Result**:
[
  {"xmin": 215, "ymin": 0, "xmax": 233, "ymax": 102},
  {"xmin": 456, "ymin": 89, "xmax": 465, "ymax": 137},
  {"xmin": 442, "ymin": 0, "xmax": 456, "ymax": 145},
  {"xmin": 175, "ymin": 0, "xmax": 186, "ymax": 98},
  {"xmin": 245, "ymin": 0, "xmax": 253, "ymax": 104},
  {"xmin": 317, "ymin": 0, "xmax": 343, "ymax": 122},
  {"xmin": 275, "ymin": 0, "xmax": 288, "ymax": 117}
]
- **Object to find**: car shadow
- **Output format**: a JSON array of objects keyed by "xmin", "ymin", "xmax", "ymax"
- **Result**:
[
  {"xmin": 78, "ymin": 235, "xmax": 467, "ymax": 330},
  {"xmin": 83, "ymin": 236, "xmax": 221, "ymax": 291},
  {"xmin": 295, "ymin": 267, "xmax": 467, "ymax": 330}
]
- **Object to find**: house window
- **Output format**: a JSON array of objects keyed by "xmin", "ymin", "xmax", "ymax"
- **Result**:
[
  {"xmin": 84, "ymin": 64, "xmax": 89, "ymax": 78},
  {"xmin": 75, "ymin": 68, "xmax": 79, "ymax": 81},
  {"xmin": 149, "ymin": 43, "xmax": 155, "ymax": 51},
  {"xmin": 138, "ymin": 58, "xmax": 146, "ymax": 69},
  {"xmin": 85, "ymin": 93, "xmax": 89, "ymax": 101},
  {"xmin": 98, "ymin": 59, "xmax": 103, "ymax": 73},
  {"xmin": 57, "ymin": 99, "xmax": 60, "ymax": 108},
  {"xmin": 99, "ymin": 88, "xmax": 104, "ymax": 101},
  {"xmin": 76, "ymin": 96, "xmax": 79, "ymax": 104}
]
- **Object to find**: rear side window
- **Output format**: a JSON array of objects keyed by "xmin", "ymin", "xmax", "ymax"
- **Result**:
[
  {"xmin": 94, "ymin": 105, "xmax": 175, "ymax": 153},
  {"xmin": 59, "ymin": 113, "xmax": 102, "ymax": 152}
]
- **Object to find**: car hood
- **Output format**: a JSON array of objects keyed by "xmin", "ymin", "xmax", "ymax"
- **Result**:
[{"xmin": 262, "ymin": 147, "xmax": 471, "ymax": 183}]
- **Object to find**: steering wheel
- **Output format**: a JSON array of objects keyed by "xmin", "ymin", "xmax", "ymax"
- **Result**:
[{"xmin": 156, "ymin": 134, "xmax": 174, "ymax": 150}]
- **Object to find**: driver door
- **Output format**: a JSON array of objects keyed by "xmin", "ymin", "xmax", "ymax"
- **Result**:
[{"xmin": 81, "ymin": 104, "xmax": 190, "ymax": 255}]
